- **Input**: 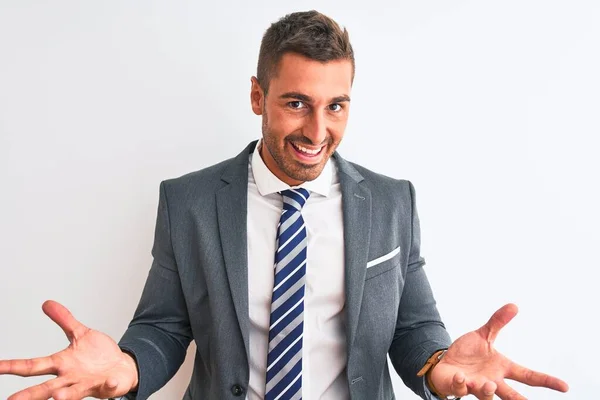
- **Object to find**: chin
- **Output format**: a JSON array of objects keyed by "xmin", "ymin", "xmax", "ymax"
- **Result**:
[{"xmin": 289, "ymin": 165, "xmax": 325, "ymax": 182}]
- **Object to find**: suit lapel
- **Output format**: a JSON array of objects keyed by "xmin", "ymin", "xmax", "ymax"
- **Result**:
[
  {"xmin": 215, "ymin": 141, "xmax": 257, "ymax": 359},
  {"xmin": 335, "ymin": 154, "xmax": 372, "ymax": 354}
]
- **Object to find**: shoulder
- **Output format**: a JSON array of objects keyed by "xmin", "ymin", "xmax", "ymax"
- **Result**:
[
  {"xmin": 338, "ymin": 157, "xmax": 414, "ymax": 200},
  {"xmin": 158, "ymin": 154, "xmax": 245, "ymax": 210},
  {"xmin": 163, "ymin": 157, "xmax": 234, "ymax": 191},
  {"xmin": 159, "ymin": 141, "xmax": 254, "ymax": 202},
  {"xmin": 338, "ymin": 157, "xmax": 418, "ymax": 225}
]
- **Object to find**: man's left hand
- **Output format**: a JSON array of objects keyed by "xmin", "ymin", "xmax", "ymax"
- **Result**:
[{"xmin": 429, "ymin": 303, "xmax": 569, "ymax": 400}]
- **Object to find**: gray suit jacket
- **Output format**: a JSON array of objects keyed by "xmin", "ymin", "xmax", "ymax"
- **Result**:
[{"xmin": 118, "ymin": 141, "xmax": 451, "ymax": 399}]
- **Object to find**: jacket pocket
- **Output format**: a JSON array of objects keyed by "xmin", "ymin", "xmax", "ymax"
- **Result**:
[{"xmin": 365, "ymin": 246, "xmax": 400, "ymax": 280}]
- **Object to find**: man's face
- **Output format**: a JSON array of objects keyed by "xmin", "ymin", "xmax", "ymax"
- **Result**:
[{"xmin": 251, "ymin": 53, "xmax": 353, "ymax": 186}]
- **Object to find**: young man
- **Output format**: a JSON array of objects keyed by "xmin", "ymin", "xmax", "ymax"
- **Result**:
[{"xmin": 0, "ymin": 10, "xmax": 568, "ymax": 400}]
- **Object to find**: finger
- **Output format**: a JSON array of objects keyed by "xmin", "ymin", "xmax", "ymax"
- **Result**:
[
  {"xmin": 496, "ymin": 381, "xmax": 527, "ymax": 400},
  {"xmin": 52, "ymin": 381, "xmax": 97, "ymax": 400},
  {"xmin": 104, "ymin": 376, "xmax": 119, "ymax": 390},
  {"xmin": 450, "ymin": 371, "xmax": 469, "ymax": 397},
  {"xmin": 508, "ymin": 362, "xmax": 569, "ymax": 392},
  {"xmin": 472, "ymin": 380, "xmax": 497, "ymax": 400},
  {"xmin": 7, "ymin": 376, "xmax": 72, "ymax": 400},
  {"xmin": 0, "ymin": 355, "xmax": 57, "ymax": 376},
  {"xmin": 477, "ymin": 303, "xmax": 519, "ymax": 343},
  {"xmin": 50, "ymin": 377, "xmax": 124, "ymax": 400},
  {"xmin": 42, "ymin": 300, "xmax": 88, "ymax": 342},
  {"xmin": 99, "ymin": 377, "xmax": 125, "ymax": 397}
]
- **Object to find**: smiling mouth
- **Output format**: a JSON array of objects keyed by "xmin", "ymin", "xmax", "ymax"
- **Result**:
[{"xmin": 289, "ymin": 142, "xmax": 325, "ymax": 158}]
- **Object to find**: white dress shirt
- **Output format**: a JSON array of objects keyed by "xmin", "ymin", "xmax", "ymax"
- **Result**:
[{"xmin": 246, "ymin": 140, "xmax": 349, "ymax": 399}]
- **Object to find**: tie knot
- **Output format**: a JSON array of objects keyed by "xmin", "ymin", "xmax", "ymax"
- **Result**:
[{"xmin": 280, "ymin": 188, "xmax": 310, "ymax": 211}]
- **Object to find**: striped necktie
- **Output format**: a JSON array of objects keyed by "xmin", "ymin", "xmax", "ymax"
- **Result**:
[{"xmin": 265, "ymin": 188, "xmax": 310, "ymax": 400}]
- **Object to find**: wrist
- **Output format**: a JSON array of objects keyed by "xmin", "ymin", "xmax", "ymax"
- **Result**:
[
  {"xmin": 426, "ymin": 367, "xmax": 443, "ymax": 398},
  {"xmin": 121, "ymin": 351, "xmax": 139, "ymax": 391},
  {"xmin": 417, "ymin": 349, "xmax": 460, "ymax": 400}
]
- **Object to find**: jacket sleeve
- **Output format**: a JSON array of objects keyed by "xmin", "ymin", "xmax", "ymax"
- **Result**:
[
  {"xmin": 118, "ymin": 181, "xmax": 193, "ymax": 400},
  {"xmin": 388, "ymin": 181, "xmax": 452, "ymax": 399}
]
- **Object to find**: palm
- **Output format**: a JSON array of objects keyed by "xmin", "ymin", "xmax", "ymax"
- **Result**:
[
  {"xmin": 433, "ymin": 331, "xmax": 510, "ymax": 385},
  {"xmin": 0, "ymin": 301, "xmax": 137, "ymax": 400},
  {"xmin": 429, "ymin": 304, "xmax": 568, "ymax": 400},
  {"xmin": 50, "ymin": 329, "xmax": 134, "ymax": 393}
]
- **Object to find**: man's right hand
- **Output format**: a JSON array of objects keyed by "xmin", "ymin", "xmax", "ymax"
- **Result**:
[{"xmin": 0, "ymin": 300, "xmax": 139, "ymax": 400}]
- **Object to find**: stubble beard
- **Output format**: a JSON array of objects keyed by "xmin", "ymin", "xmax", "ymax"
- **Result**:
[{"xmin": 261, "ymin": 110, "xmax": 332, "ymax": 183}]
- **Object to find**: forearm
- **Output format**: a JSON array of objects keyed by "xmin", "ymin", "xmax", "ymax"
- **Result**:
[
  {"xmin": 117, "ymin": 263, "xmax": 193, "ymax": 398},
  {"xmin": 389, "ymin": 321, "xmax": 451, "ymax": 398},
  {"xmin": 118, "ymin": 322, "xmax": 190, "ymax": 399}
]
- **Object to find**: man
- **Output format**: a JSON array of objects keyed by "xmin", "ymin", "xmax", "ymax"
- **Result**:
[{"xmin": 0, "ymin": 10, "xmax": 568, "ymax": 400}]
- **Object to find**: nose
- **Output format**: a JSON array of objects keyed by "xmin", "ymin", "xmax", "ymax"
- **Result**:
[{"xmin": 303, "ymin": 111, "xmax": 328, "ymax": 145}]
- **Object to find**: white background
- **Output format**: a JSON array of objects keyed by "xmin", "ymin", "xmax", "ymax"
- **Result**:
[{"xmin": 1, "ymin": 1, "xmax": 598, "ymax": 398}]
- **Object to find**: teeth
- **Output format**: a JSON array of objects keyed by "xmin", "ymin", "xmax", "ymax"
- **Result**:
[{"xmin": 294, "ymin": 143, "xmax": 322, "ymax": 155}]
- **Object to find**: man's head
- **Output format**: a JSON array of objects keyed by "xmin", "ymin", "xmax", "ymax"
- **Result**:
[{"xmin": 250, "ymin": 11, "xmax": 355, "ymax": 186}]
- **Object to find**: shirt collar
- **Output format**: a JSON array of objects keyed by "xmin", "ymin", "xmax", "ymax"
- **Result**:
[{"xmin": 251, "ymin": 139, "xmax": 333, "ymax": 197}]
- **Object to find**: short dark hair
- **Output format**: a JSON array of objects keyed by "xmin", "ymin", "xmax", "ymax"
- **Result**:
[{"xmin": 257, "ymin": 10, "xmax": 355, "ymax": 93}]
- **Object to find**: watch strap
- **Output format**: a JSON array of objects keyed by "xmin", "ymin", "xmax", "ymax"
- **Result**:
[{"xmin": 417, "ymin": 349, "xmax": 461, "ymax": 400}]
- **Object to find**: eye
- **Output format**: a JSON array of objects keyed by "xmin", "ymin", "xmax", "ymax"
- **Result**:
[
  {"xmin": 329, "ymin": 103, "xmax": 343, "ymax": 112},
  {"xmin": 288, "ymin": 101, "xmax": 306, "ymax": 109}
]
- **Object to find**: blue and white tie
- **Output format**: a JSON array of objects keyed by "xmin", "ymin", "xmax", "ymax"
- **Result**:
[{"xmin": 265, "ymin": 188, "xmax": 310, "ymax": 400}]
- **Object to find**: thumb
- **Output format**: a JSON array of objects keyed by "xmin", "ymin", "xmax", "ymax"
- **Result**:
[
  {"xmin": 429, "ymin": 364, "xmax": 468, "ymax": 398},
  {"xmin": 99, "ymin": 377, "xmax": 124, "ymax": 397},
  {"xmin": 477, "ymin": 303, "xmax": 519, "ymax": 343},
  {"xmin": 42, "ymin": 300, "xmax": 89, "ymax": 342}
]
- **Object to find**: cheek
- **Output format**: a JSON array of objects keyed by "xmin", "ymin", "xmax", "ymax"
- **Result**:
[
  {"xmin": 329, "ymin": 120, "xmax": 348, "ymax": 144},
  {"xmin": 269, "ymin": 109, "xmax": 303, "ymax": 136}
]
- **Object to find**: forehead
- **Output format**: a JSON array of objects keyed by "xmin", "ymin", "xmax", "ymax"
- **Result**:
[{"xmin": 268, "ymin": 53, "xmax": 353, "ymax": 99}]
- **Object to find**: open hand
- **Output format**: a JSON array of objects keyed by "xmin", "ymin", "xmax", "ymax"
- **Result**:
[
  {"xmin": 0, "ymin": 300, "xmax": 138, "ymax": 400},
  {"xmin": 429, "ymin": 303, "xmax": 568, "ymax": 400}
]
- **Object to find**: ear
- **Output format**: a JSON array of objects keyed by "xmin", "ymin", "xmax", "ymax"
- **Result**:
[{"xmin": 250, "ymin": 76, "xmax": 265, "ymax": 115}]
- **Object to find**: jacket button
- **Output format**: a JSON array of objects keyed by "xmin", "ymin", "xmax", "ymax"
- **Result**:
[{"xmin": 231, "ymin": 384, "xmax": 244, "ymax": 396}]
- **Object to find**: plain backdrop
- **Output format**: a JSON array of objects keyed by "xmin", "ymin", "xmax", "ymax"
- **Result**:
[{"xmin": 1, "ymin": 1, "xmax": 598, "ymax": 398}]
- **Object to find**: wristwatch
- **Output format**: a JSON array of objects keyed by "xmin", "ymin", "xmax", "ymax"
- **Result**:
[{"xmin": 417, "ymin": 349, "xmax": 461, "ymax": 400}]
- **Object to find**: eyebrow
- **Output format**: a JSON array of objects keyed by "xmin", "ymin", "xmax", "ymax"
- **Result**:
[{"xmin": 279, "ymin": 92, "xmax": 351, "ymax": 103}]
